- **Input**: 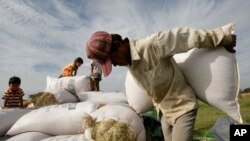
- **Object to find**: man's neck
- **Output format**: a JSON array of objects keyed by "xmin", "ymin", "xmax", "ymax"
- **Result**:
[{"xmin": 124, "ymin": 39, "xmax": 132, "ymax": 65}]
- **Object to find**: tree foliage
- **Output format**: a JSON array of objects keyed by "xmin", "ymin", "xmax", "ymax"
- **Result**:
[{"xmin": 240, "ymin": 87, "xmax": 250, "ymax": 93}]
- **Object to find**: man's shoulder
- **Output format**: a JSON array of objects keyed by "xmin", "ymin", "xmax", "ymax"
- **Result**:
[{"xmin": 135, "ymin": 33, "xmax": 158, "ymax": 48}]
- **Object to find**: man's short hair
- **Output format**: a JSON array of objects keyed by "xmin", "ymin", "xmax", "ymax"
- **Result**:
[{"xmin": 111, "ymin": 34, "xmax": 123, "ymax": 52}]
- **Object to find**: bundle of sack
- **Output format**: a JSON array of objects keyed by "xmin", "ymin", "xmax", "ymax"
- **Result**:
[
  {"xmin": 1, "ymin": 102, "xmax": 145, "ymax": 141},
  {"xmin": 1, "ymin": 75, "xmax": 145, "ymax": 141}
]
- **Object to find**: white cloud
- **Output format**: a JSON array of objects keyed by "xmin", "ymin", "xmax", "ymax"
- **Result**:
[{"xmin": 0, "ymin": 0, "xmax": 250, "ymax": 106}]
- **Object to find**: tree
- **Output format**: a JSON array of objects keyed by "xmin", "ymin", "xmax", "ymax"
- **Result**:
[{"xmin": 241, "ymin": 87, "xmax": 250, "ymax": 93}]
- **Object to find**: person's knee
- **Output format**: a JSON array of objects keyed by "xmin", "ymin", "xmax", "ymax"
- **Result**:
[
  {"xmin": 161, "ymin": 116, "xmax": 173, "ymax": 141},
  {"xmin": 172, "ymin": 110, "xmax": 197, "ymax": 141}
]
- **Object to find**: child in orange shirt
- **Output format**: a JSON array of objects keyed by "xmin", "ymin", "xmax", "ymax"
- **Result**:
[
  {"xmin": 2, "ymin": 76, "xmax": 24, "ymax": 108},
  {"xmin": 59, "ymin": 57, "xmax": 83, "ymax": 78}
]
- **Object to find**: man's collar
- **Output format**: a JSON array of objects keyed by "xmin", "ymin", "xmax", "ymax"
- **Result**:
[{"xmin": 129, "ymin": 39, "xmax": 141, "ymax": 69}]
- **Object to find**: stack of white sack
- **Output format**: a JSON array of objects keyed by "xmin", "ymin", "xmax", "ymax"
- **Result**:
[
  {"xmin": 3, "ymin": 74, "xmax": 143, "ymax": 140},
  {"xmin": 44, "ymin": 76, "xmax": 129, "ymax": 106},
  {"xmin": 40, "ymin": 103, "xmax": 146, "ymax": 141},
  {"xmin": 125, "ymin": 22, "xmax": 243, "ymax": 123},
  {"xmin": 44, "ymin": 89, "xmax": 78, "ymax": 104},
  {"xmin": 44, "ymin": 75, "xmax": 92, "ymax": 103},
  {"xmin": 6, "ymin": 102, "xmax": 99, "ymax": 138},
  {"xmin": 5, "ymin": 131, "xmax": 94, "ymax": 141},
  {"xmin": 41, "ymin": 134, "xmax": 89, "ymax": 141},
  {"xmin": 45, "ymin": 76, "xmax": 92, "ymax": 94},
  {"xmin": 6, "ymin": 102, "xmax": 99, "ymax": 141},
  {"xmin": 81, "ymin": 104, "xmax": 146, "ymax": 141},
  {"xmin": 6, "ymin": 132, "xmax": 51, "ymax": 141},
  {"xmin": 5, "ymin": 103, "xmax": 146, "ymax": 141},
  {"xmin": 77, "ymin": 91, "xmax": 128, "ymax": 105},
  {"xmin": 0, "ymin": 108, "xmax": 31, "ymax": 137},
  {"xmin": 6, "ymin": 133, "xmax": 89, "ymax": 141}
]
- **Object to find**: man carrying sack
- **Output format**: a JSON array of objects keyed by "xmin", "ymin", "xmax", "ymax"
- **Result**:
[{"xmin": 85, "ymin": 23, "xmax": 236, "ymax": 141}]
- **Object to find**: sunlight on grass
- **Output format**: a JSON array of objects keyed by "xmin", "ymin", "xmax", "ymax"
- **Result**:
[{"xmin": 194, "ymin": 96, "xmax": 250, "ymax": 139}]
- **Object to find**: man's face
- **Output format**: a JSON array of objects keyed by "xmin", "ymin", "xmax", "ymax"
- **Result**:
[{"xmin": 110, "ymin": 41, "xmax": 129, "ymax": 66}]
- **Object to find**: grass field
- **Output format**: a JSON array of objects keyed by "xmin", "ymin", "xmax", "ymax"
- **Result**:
[{"xmin": 194, "ymin": 96, "xmax": 250, "ymax": 139}]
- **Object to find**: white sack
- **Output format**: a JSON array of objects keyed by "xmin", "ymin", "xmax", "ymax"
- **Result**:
[
  {"xmin": 7, "ymin": 102, "xmax": 99, "ymax": 136},
  {"xmin": 7, "ymin": 132, "xmax": 50, "ymax": 141},
  {"xmin": 0, "ymin": 108, "xmax": 30, "ymax": 136},
  {"xmin": 45, "ymin": 89, "xmax": 78, "ymax": 103},
  {"xmin": 41, "ymin": 134, "xmax": 85, "ymax": 141},
  {"xmin": 125, "ymin": 71, "xmax": 154, "ymax": 114},
  {"xmin": 173, "ymin": 47, "xmax": 242, "ymax": 123},
  {"xmin": 90, "ymin": 104, "xmax": 146, "ymax": 141},
  {"xmin": 174, "ymin": 23, "xmax": 242, "ymax": 123},
  {"xmin": 78, "ymin": 91, "xmax": 128, "ymax": 105},
  {"xmin": 45, "ymin": 76, "xmax": 91, "ymax": 94},
  {"xmin": 173, "ymin": 23, "xmax": 242, "ymax": 123}
]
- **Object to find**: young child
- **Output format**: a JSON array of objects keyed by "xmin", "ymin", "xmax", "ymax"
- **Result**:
[
  {"xmin": 90, "ymin": 60, "xmax": 102, "ymax": 91},
  {"xmin": 59, "ymin": 57, "xmax": 83, "ymax": 78},
  {"xmin": 2, "ymin": 76, "xmax": 25, "ymax": 108}
]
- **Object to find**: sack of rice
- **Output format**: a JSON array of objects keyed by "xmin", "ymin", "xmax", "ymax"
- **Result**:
[
  {"xmin": 173, "ymin": 22, "xmax": 242, "ymax": 123},
  {"xmin": 82, "ymin": 104, "xmax": 146, "ymax": 141},
  {"xmin": 6, "ymin": 132, "xmax": 50, "ymax": 141},
  {"xmin": 125, "ymin": 70, "xmax": 154, "ymax": 114},
  {"xmin": 45, "ymin": 75, "xmax": 91, "ymax": 94},
  {"xmin": 45, "ymin": 89, "xmax": 79, "ymax": 104},
  {"xmin": 7, "ymin": 102, "xmax": 99, "ymax": 136},
  {"xmin": 41, "ymin": 134, "xmax": 85, "ymax": 141},
  {"xmin": 78, "ymin": 91, "xmax": 128, "ymax": 105},
  {"xmin": 0, "ymin": 108, "xmax": 30, "ymax": 136}
]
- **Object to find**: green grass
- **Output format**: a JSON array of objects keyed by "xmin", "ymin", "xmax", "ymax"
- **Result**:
[
  {"xmin": 194, "ymin": 96, "xmax": 250, "ymax": 138},
  {"xmin": 142, "ymin": 96, "xmax": 250, "ymax": 141}
]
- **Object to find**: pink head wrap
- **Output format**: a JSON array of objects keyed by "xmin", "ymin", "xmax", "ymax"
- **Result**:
[{"xmin": 86, "ymin": 31, "xmax": 112, "ymax": 77}]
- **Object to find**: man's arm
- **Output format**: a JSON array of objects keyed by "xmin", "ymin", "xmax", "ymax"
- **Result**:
[
  {"xmin": 73, "ymin": 69, "xmax": 77, "ymax": 76},
  {"xmin": 91, "ymin": 63, "xmax": 94, "ymax": 73},
  {"xmin": 154, "ymin": 26, "xmax": 235, "ymax": 58}
]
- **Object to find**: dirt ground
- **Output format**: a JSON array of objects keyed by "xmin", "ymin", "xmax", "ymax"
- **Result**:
[{"xmin": 240, "ymin": 93, "xmax": 250, "ymax": 97}]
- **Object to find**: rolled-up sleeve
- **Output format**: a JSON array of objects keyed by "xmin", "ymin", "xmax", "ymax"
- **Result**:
[{"xmin": 155, "ymin": 27, "xmax": 224, "ymax": 58}]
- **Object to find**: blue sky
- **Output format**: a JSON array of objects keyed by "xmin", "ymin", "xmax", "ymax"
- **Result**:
[{"xmin": 0, "ymin": 0, "xmax": 250, "ymax": 97}]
